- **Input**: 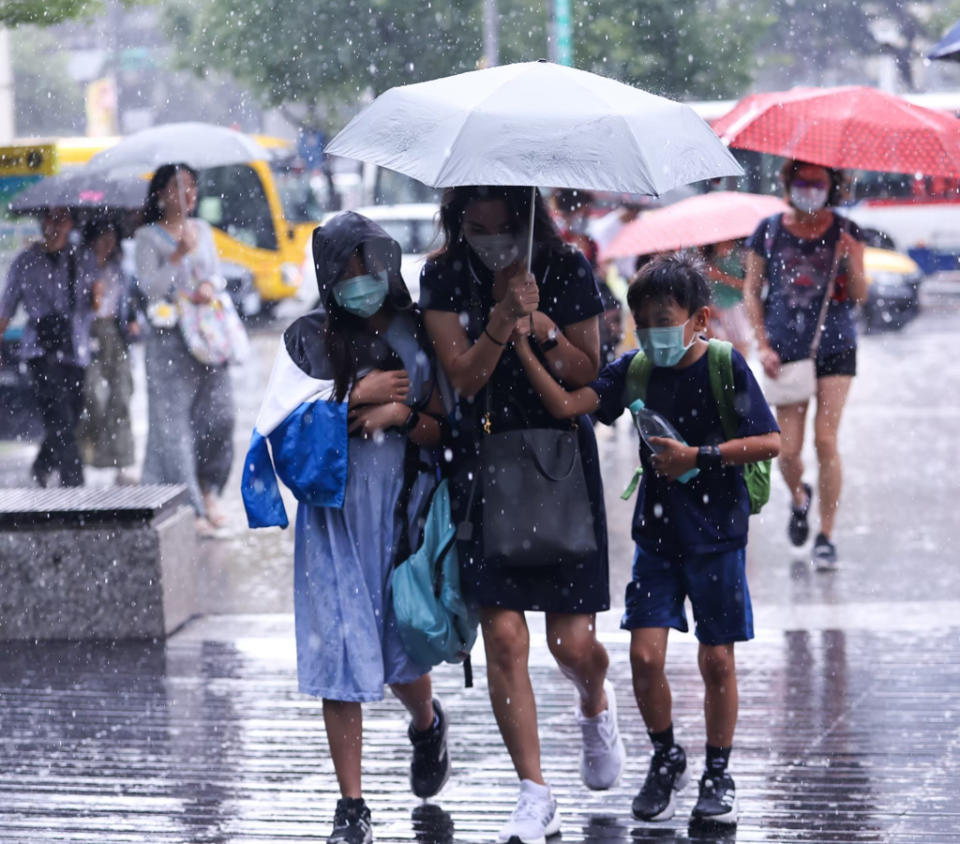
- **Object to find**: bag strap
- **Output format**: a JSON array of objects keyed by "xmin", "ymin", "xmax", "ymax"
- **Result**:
[
  {"xmin": 808, "ymin": 216, "xmax": 847, "ymax": 359},
  {"xmin": 707, "ymin": 338, "xmax": 738, "ymax": 442}
]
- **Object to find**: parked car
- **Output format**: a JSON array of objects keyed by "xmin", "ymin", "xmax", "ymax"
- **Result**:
[
  {"xmin": 860, "ymin": 227, "xmax": 923, "ymax": 331},
  {"xmin": 287, "ymin": 204, "xmax": 440, "ymax": 316}
]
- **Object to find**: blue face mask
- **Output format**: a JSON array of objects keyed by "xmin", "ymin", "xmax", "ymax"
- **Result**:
[
  {"xmin": 332, "ymin": 272, "xmax": 389, "ymax": 318},
  {"xmin": 635, "ymin": 318, "xmax": 695, "ymax": 367}
]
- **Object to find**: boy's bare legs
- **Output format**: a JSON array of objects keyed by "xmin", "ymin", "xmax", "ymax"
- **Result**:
[
  {"xmin": 776, "ymin": 401, "xmax": 810, "ymax": 508},
  {"xmin": 545, "ymin": 612, "xmax": 609, "ymax": 716},
  {"xmin": 814, "ymin": 376, "xmax": 853, "ymax": 539},
  {"xmin": 629, "ymin": 627, "xmax": 671, "ymax": 731},
  {"xmin": 698, "ymin": 643, "xmax": 738, "ymax": 747},
  {"xmin": 480, "ymin": 607, "xmax": 544, "ymax": 783},
  {"xmin": 323, "ymin": 699, "xmax": 362, "ymax": 797}
]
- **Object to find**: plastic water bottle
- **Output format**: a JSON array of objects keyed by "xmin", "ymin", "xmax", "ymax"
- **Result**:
[{"xmin": 629, "ymin": 398, "xmax": 699, "ymax": 484}]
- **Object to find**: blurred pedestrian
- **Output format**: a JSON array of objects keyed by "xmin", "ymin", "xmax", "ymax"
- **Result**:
[
  {"xmin": 134, "ymin": 163, "xmax": 236, "ymax": 534},
  {"xmin": 511, "ymin": 254, "xmax": 780, "ymax": 827},
  {"xmin": 0, "ymin": 207, "xmax": 95, "ymax": 487},
  {"xmin": 701, "ymin": 239, "xmax": 752, "ymax": 359},
  {"xmin": 552, "ymin": 189, "xmax": 623, "ymax": 364},
  {"xmin": 242, "ymin": 213, "xmax": 451, "ymax": 844},
  {"xmin": 420, "ymin": 185, "xmax": 623, "ymax": 844},
  {"xmin": 743, "ymin": 160, "xmax": 867, "ymax": 570},
  {"xmin": 77, "ymin": 217, "xmax": 137, "ymax": 483}
]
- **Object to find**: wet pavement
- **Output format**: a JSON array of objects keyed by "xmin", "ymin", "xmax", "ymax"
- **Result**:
[
  {"xmin": 1, "ymin": 288, "xmax": 959, "ymax": 841},
  {"xmin": 1, "ymin": 617, "xmax": 958, "ymax": 842}
]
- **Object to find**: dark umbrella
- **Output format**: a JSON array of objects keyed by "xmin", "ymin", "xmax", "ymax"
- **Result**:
[
  {"xmin": 9, "ymin": 169, "xmax": 147, "ymax": 215},
  {"xmin": 929, "ymin": 21, "xmax": 960, "ymax": 62}
]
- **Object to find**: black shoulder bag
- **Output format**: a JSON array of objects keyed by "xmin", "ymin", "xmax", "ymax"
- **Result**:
[{"xmin": 458, "ymin": 259, "xmax": 598, "ymax": 568}]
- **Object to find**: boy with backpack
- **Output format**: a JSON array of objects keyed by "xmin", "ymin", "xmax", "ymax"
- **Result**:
[{"xmin": 512, "ymin": 253, "xmax": 780, "ymax": 826}]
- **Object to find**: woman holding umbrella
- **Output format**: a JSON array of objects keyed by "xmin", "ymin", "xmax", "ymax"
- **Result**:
[
  {"xmin": 134, "ymin": 163, "xmax": 237, "ymax": 533},
  {"xmin": 420, "ymin": 185, "xmax": 624, "ymax": 844},
  {"xmin": 743, "ymin": 160, "xmax": 867, "ymax": 571}
]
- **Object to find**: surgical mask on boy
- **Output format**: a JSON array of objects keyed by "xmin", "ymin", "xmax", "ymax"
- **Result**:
[
  {"xmin": 789, "ymin": 184, "xmax": 829, "ymax": 214},
  {"xmin": 635, "ymin": 319, "xmax": 696, "ymax": 367},
  {"xmin": 464, "ymin": 232, "xmax": 521, "ymax": 272},
  {"xmin": 332, "ymin": 271, "xmax": 389, "ymax": 318}
]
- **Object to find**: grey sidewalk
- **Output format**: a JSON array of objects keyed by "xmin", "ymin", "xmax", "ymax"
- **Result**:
[{"xmin": 1, "ymin": 612, "xmax": 958, "ymax": 843}]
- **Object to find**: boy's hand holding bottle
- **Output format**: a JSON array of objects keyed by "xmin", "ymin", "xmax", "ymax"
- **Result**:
[{"xmin": 648, "ymin": 436, "xmax": 699, "ymax": 482}]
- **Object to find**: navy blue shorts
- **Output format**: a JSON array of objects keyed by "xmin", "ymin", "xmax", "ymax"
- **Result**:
[{"xmin": 620, "ymin": 544, "xmax": 754, "ymax": 646}]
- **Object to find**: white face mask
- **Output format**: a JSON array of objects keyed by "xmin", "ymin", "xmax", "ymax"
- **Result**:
[
  {"xmin": 464, "ymin": 231, "xmax": 521, "ymax": 272},
  {"xmin": 789, "ymin": 185, "xmax": 829, "ymax": 214}
]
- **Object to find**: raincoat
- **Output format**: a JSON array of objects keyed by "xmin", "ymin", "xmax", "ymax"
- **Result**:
[{"xmin": 242, "ymin": 213, "xmax": 437, "ymax": 700}]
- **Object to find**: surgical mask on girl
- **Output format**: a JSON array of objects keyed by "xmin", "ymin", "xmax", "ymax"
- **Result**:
[
  {"xmin": 789, "ymin": 184, "xmax": 829, "ymax": 214},
  {"xmin": 635, "ymin": 319, "xmax": 696, "ymax": 368},
  {"xmin": 332, "ymin": 271, "xmax": 389, "ymax": 317},
  {"xmin": 464, "ymin": 232, "xmax": 521, "ymax": 272}
]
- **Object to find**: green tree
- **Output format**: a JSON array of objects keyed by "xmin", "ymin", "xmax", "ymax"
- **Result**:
[
  {"xmin": 170, "ymin": 0, "xmax": 768, "ymax": 133},
  {"xmin": 1, "ymin": 0, "xmax": 99, "ymax": 27}
]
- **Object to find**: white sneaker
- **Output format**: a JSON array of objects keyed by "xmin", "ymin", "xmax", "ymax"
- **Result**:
[
  {"xmin": 577, "ymin": 679, "xmax": 626, "ymax": 790},
  {"xmin": 497, "ymin": 779, "xmax": 561, "ymax": 844}
]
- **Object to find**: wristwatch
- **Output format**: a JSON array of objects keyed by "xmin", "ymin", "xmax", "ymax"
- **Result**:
[
  {"xmin": 399, "ymin": 409, "xmax": 420, "ymax": 434},
  {"xmin": 697, "ymin": 445, "xmax": 722, "ymax": 470},
  {"xmin": 538, "ymin": 328, "xmax": 560, "ymax": 352}
]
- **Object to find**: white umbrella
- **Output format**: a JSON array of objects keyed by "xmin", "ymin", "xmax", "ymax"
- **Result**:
[
  {"xmin": 85, "ymin": 122, "xmax": 269, "ymax": 176},
  {"xmin": 327, "ymin": 61, "xmax": 741, "ymax": 194},
  {"xmin": 326, "ymin": 61, "xmax": 742, "ymax": 264}
]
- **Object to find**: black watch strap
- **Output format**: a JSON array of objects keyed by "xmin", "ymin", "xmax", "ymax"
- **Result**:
[
  {"xmin": 399, "ymin": 409, "xmax": 420, "ymax": 434},
  {"xmin": 697, "ymin": 445, "xmax": 722, "ymax": 470}
]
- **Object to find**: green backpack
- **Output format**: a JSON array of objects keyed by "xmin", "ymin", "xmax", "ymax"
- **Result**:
[{"xmin": 623, "ymin": 338, "xmax": 772, "ymax": 515}]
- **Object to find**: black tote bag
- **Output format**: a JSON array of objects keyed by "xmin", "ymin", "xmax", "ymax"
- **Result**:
[{"xmin": 479, "ymin": 424, "xmax": 598, "ymax": 568}]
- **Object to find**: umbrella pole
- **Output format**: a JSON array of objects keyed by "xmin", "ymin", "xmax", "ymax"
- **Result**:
[
  {"xmin": 526, "ymin": 186, "xmax": 536, "ymax": 333},
  {"xmin": 525, "ymin": 186, "xmax": 536, "ymax": 269}
]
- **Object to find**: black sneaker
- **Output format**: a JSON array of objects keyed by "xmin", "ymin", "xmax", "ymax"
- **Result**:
[
  {"xmin": 812, "ymin": 533, "xmax": 838, "ymax": 572},
  {"xmin": 631, "ymin": 745, "xmax": 690, "ymax": 822},
  {"xmin": 328, "ymin": 797, "xmax": 373, "ymax": 844},
  {"xmin": 691, "ymin": 772, "xmax": 738, "ymax": 825},
  {"xmin": 788, "ymin": 483, "xmax": 813, "ymax": 546},
  {"xmin": 409, "ymin": 698, "xmax": 450, "ymax": 798}
]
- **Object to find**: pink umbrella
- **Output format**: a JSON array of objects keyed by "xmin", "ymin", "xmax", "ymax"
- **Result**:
[{"xmin": 601, "ymin": 191, "xmax": 788, "ymax": 259}]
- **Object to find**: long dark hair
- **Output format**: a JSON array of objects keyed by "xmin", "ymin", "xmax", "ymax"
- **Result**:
[
  {"xmin": 142, "ymin": 163, "xmax": 199, "ymax": 224},
  {"xmin": 431, "ymin": 185, "xmax": 564, "ymax": 264}
]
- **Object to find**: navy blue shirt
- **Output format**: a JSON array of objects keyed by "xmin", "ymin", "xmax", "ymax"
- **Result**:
[
  {"xmin": 746, "ymin": 213, "xmax": 863, "ymax": 363},
  {"xmin": 592, "ymin": 347, "xmax": 779, "ymax": 556}
]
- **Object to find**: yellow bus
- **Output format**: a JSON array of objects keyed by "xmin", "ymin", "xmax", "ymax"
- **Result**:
[
  {"xmin": 1, "ymin": 135, "xmax": 323, "ymax": 314},
  {"xmin": 194, "ymin": 149, "xmax": 321, "ymax": 314}
]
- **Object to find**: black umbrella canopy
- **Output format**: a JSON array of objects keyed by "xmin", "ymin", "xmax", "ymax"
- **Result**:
[{"xmin": 9, "ymin": 168, "xmax": 147, "ymax": 215}]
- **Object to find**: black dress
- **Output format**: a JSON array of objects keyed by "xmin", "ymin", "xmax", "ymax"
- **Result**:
[{"xmin": 419, "ymin": 245, "xmax": 609, "ymax": 613}]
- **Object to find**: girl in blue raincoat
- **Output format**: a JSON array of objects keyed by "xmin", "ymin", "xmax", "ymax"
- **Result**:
[{"xmin": 242, "ymin": 212, "xmax": 450, "ymax": 844}]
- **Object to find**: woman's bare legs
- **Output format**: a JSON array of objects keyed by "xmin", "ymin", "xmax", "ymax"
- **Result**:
[
  {"xmin": 545, "ymin": 612, "xmax": 610, "ymax": 716},
  {"xmin": 481, "ymin": 607, "xmax": 544, "ymax": 783},
  {"xmin": 776, "ymin": 400, "xmax": 811, "ymax": 508},
  {"xmin": 813, "ymin": 375, "xmax": 853, "ymax": 538}
]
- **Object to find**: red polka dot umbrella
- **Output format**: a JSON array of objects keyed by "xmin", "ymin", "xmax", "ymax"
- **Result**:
[{"xmin": 713, "ymin": 86, "xmax": 960, "ymax": 177}]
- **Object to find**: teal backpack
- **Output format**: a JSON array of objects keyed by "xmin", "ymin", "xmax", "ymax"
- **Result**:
[
  {"xmin": 623, "ymin": 338, "xmax": 772, "ymax": 515},
  {"xmin": 391, "ymin": 478, "xmax": 479, "ymax": 683}
]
